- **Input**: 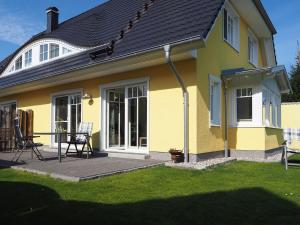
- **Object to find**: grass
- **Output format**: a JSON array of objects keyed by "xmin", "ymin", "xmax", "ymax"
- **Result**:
[{"xmin": 0, "ymin": 160, "xmax": 299, "ymax": 225}]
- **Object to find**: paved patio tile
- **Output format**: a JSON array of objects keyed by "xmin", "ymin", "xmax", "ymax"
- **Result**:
[{"xmin": 0, "ymin": 151, "xmax": 164, "ymax": 182}]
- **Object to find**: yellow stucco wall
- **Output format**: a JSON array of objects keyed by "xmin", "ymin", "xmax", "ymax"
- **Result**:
[
  {"xmin": 281, "ymin": 103, "xmax": 300, "ymax": 149},
  {"xmin": 229, "ymin": 128, "xmax": 265, "ymax": 151},
  {"xmin": 265, "ymin": 128, "xmax": 283, "ymax": 150},
  {"xmin": 0, "ymin": 60, "xmax": 198, "ymax": 154},
  {"xmin": 196, "ymin": 9, "xmax": 267, "ymax": 153},
  {"xmin": 228, "ymin": 127, "xmax": 283, "ymax": 151}
]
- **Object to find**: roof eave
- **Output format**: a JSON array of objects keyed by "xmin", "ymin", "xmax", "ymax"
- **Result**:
[
  {"xmin": 222, "ymin": 65, "xmax": 292, "ymax": 94},
  {"xmin": 252, "ymin": 0, "xmax": 277, "ymax": 35}
]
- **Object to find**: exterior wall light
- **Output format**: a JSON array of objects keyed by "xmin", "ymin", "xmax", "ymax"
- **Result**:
[{"xmin": 83, "ymin": 92, "xmax": 94, "ymax": 105}]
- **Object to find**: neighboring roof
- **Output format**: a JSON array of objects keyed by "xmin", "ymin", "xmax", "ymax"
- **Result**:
[
  {"xmin": 0, "ymin": 0, "xmax": 276, "ymax": 90},
  {"xmin": 221, "ymin": 66, "xmax": 292, "ymax": 94}
]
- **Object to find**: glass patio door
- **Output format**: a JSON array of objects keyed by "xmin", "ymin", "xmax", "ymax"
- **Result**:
[
  {"xmin": 107, "ymin": 88, "xmax": 125, "ymax": 148},
  {"xmin": 128, "ymin": 84, "xmax": 147, "ymax": 148},
  {"xmin": 106, "ymin": 83, "xmax": 147, "ymax": 151},
  {"xmin": 53, "ymin": 94, "xmax": 81, "ymax": 144}
]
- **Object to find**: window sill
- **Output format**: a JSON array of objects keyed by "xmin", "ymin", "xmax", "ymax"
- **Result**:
[{"xmin": 210, "ymin": 123, "xmax": 221, "ymax": 128}]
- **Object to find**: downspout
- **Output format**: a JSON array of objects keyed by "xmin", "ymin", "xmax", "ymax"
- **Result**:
[
  {"xmin": 164, "ymin": 45, "xmax": 189, "ymax": 163},
  {"xmin": 223, "ymin": 78, "xmax": 229, "ymax": 157}
]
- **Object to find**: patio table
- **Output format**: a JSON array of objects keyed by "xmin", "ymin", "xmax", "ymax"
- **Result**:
[{"xmin": 33, "ymin": 132, "xmax": 89, "ymax": 163}]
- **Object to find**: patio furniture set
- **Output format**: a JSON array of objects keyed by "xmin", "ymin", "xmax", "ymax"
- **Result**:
[{"xmin": 12, "ymin": 117, "xmax": 94, "ymax": 163}]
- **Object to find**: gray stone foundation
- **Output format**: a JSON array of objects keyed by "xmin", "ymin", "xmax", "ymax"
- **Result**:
[
  {"xmin": 230, "ymin": 147, "xmax": 284, "ymax": 159},
  {"xmin": 150, "ymin": 150, "xmax": 225, "ymax": 162},
  {"xmin": 150, "ymin": 147, "xmax": 284, "ymax": 162}
]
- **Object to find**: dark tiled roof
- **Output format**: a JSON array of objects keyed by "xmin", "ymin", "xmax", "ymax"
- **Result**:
[{"xmin": 0, "ymin": 0, "xmax": 273, "ymax": 90}]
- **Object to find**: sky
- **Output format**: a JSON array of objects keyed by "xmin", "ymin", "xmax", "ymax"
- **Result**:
[{"xmin": 0, "ymin": 0, "xmax": 299, "ymax": 72}]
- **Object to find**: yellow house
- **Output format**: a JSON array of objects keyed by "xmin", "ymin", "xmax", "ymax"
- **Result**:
[{"xmin": 0, "ymin": 0, "xmax": 291, "ymax": 162}]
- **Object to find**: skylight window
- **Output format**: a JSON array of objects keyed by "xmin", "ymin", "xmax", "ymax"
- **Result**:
[
  {"xmin": 15, "ymin": 56, "xmax": 22, "ymax": 71},
  {"xmin": 25, "ymin": 49, "xmax": 32, "ymax": 67},
  {"xmin": 40, "ymin": 44, "xmax": 49, "ymax": 62},
  {"xmin": 50, "ymin": 44, "xmax": 59, "ymax": 59}
]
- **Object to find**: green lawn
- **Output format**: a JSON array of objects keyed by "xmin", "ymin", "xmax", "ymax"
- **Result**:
[{"xmin": 0, "ymin": 160, "xmax": 300, "ymax": 225}]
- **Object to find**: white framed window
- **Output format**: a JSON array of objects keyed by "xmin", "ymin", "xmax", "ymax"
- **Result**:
[
  {"xmin": 40, "ymin": 44, "xmax": 49, "ymax": 62},
  {"xmin": 50, "ymin": 44, "xmax": 59, "ymax": 59},
  {"xmin": 248, "ymin": 30, "xmax": 258, "ymax": 66},
  {"xmin": 25, "ymin": 49, "xmax": 32, "ymax": 67},
  {"xmin": 62, "ymin": 47, "xmax": 72, "ymax": 55},
  {"xmin": 9, "ymin": 65, "xmax": 14, "ymax": 73},
  {"xmin": 236, "ymin": 88, "xmax": 252, "ymax": 121},
  {"xmin": 223, "ymin": 3, "xmax": 240, "ymax": 51},
  {"xmin": 263, "ymin": 87, "xmax": 281, "ymax": 128},
  {"xmin": 15, "ymin": 56, "xmax": 22, "ymax": 71},
  {"xmin": 209, "ymin": 75, "xmax": 221, "ymax": 126}
]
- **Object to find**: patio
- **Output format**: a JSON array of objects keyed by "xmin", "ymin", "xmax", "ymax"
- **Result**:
[{"xmin": 0, "ymin": 150, "xmax": 164, "ymax": 182}]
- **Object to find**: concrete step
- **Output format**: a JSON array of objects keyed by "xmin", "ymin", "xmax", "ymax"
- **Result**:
[{"xmin": 107, "ymin": 152, "xmax": 149, "ymax": 160}]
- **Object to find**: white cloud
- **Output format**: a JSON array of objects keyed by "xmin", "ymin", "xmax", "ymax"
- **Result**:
[{"xmin": 0, "ymin": 8, "xmax": 42, "ymax": 45}]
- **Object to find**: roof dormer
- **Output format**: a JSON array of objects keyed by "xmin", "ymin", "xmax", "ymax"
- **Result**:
[{"xmin": 2, "ymin": 39, "xmax": 89, "ymax": 76}]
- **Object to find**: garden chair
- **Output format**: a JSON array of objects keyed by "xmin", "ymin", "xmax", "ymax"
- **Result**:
[
  {"xmin": 12, "ymin": 118, "xmax": 44, "ymax": 162},
  {"xmin": 282, "ymin": 129, "xmax": 300, "ymax": 170},
  {"xmin": 65, "ymin": 122, "xmax": 93, "ymax": 158}
]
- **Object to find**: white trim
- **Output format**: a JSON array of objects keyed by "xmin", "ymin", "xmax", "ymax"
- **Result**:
[
  {"xmin": 209, "ymin": 74, "xmax": 222, "ymax": 127},
  {"xmin": 50, "ymin": 88, "xmax": 83, "ymax": 148},
  {"xmin": 99, "ymin": 77, "xmax": 150, "ymax": 154}
]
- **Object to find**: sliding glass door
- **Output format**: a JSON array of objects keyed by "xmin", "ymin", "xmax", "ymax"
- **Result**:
[
  {"xmin": 53, "ymin": 93, "xmax": 81, "ymax": 144},
  {"xmin": 107, "ymin": 88, "xmax": 125, "ymax": 148},
  {"xmin": 106, "ymin": 83, "xmax": 147, "ymax": 151},
  {"xmin": 128, "ymin": 85, "xmax": 147, "ymax": 148}
]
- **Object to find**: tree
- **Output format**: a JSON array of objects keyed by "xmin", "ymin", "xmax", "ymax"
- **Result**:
[{"xmin": 282, "ymin": 51, "xmax": 300, "ymax": 102}]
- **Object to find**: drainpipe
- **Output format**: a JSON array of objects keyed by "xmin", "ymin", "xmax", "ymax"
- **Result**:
[
  {"xmin": 223, "ymin": 78, "xmax": 229, "ymax": 157},
  {"xmin": 164, "ymin": 45, "xmax": 189, "ymax": 163}
]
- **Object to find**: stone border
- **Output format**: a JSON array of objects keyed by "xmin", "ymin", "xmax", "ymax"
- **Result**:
[{"xmin": 165, "ymin": 157, "xmax": 237, "ymax": 170}]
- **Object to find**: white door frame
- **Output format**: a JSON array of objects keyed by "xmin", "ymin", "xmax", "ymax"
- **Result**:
[
  {"xmin": 100, "ymin": 77, "xmax": 150, "ymax": 154},
  {"xmin": 50, "ymin": 89, "xmax": 83, "ymax": 148}
]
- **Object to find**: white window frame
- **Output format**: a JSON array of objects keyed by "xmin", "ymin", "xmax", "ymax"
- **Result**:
[
  {"xmin": 209, "ymin": 75, "xmax": 221, "ymax": 127},
  {"xmin": 24, "ymin": 49, "xmax": 32, "ymax": 67},
  {"xmin": 15, "ymin": 56, "xmax": 22, "ymax": 71},
  {"xmin": 50, "ymin": 89, "xmax": 83, "ymax": 148},
  {"xmin": 40, "ymin": 44, "xmax": 49, "ymax": 62},
  {"xmin": 248, "ymin": 29, "xmax": 259, "ymax": 67},
  {"xmin": 236, "ymin": 87, "xmax": 253, "ymax": 122},
  {"xmin": 50, "ymin": 43, "xmax": 60, "ymax": 59},
  {"xmin": 223, "ymin": 3, "xmax": 240, "ymax": 52},
  {"xmin": 262, "ymin": 86, "xmax": 281, "ymax": 128},
  {"xmin": 100, "ymin": 77, "xmax": 150, "ymax": 154}
]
